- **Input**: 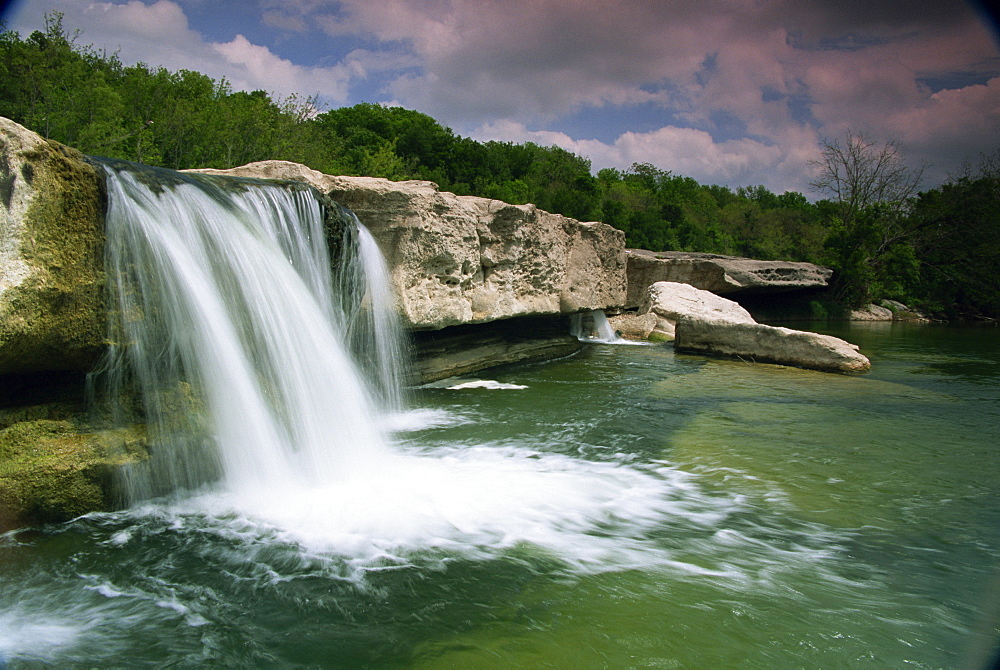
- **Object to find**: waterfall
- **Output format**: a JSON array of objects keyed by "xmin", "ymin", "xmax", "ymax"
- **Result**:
[
  {"xmin": 91, "ymin": 160, "xmax": 403, "ymax": 501},
  {"xmin": 570, "ymin": 309, "xmax": 621, "ymax": 343},
  {"xmin": 81, "ymin": 159, "xmax": 677, "ymax": 572}
]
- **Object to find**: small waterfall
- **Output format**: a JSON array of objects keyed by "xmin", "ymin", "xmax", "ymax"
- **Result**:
[
  {"xmin": 333, "ymin": 221, "xmax": 411, "ymax": 414},
  {"xmin": 570, "ymin": 309, "xmax": 621, "ymax": 343},
  {"xmin": 91, "ymin": 160, "xmax": 403, "ymax": 501}
]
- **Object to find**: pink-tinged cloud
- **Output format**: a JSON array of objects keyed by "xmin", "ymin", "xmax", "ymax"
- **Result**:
[{"xmin": 315, "ymin": 0, "xmax": 997, "ymax": 190}]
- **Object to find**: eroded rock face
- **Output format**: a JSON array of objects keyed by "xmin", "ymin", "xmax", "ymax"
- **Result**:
[
  {"xmin": 640, "ymin": 281, "xmax": 755, "ymax": 338},
  {"xmin": 192, "ymin": 161, "xmax": 627, "ymax": 330},
  {"xmin": 0, "ymin": 118, "xmax": 106, "ymax": 375},
  {"xmin": 674, "ymin": 317, "xmax": 871, "ymax": 373},
  {"xmin": 411, "ymin": 317, "xmax": 583, "ymax": 383},
  {"xmin": 626, "ymin": 249, "xmax": 833, "ymax": 308}
]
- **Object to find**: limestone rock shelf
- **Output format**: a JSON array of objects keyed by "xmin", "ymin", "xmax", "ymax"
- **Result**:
[
  {"xmin": 625, "ymin": 249, "xmax": 832, "ymax": 308},
  {"xmin": 193, "ymin": 161, "xmax": 627, "ymax": 331}
]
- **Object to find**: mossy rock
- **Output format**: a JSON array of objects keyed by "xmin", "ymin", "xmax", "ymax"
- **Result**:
[
  {"xmin": 646, "ymin": 330, "xmax": 673, "ymax": 343},
  {"xmin": 0, "ymin": 117, "xmax": 107, "ymax": 375},
  {"xmin": 0, "ymin": 414, "xmax": 147, "ymax": 530}
]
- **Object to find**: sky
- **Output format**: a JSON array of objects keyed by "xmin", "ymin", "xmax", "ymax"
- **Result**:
[{"xmin": 4, "ymin": 0, "xmax": 999, "ymax": 195}]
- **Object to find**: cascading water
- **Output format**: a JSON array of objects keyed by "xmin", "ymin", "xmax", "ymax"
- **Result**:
[
  {"xmin": 333, "ymin": 220, "xmax": 410, "ymax": 414},
  {"xmin": 85, "ymin": 159, "xmax": 692, "ymax": 569},
  {"xmin": 92, "ymin": 160, "xmax": 400, "ymax": 502},
  {"xmin": 570, "ymin": 309, "xmax": 621, "ymax": 343}
]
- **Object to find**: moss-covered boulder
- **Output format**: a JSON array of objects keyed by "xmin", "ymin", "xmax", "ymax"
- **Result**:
[
  {"xmin": 0, "ymin": 405, "xmax": 147, "ymax": 530},
  {"xmin": 0, "ymin": 116, "xmax": 106, "ymax": 375}
]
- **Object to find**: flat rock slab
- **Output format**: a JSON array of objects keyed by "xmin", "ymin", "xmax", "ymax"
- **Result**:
[{"xmin": 674, "ymin": 316, "xmax": 871, "ymax": 373}]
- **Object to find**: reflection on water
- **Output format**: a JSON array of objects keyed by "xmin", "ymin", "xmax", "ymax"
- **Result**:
[{"xmin": 2, "ymin": 324, "xmax": 998, "ymax": 667}]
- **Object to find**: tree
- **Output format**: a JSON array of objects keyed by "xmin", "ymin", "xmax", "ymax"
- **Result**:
[
  {"xmin": 909, "ymin": 149, "xmax": 1000, "ymax": 317},
  {"xmin": 809, "ymin": 131, "xmax": 925, "ymax": 305},
  {"xmin": 809, "ymin": 130, "xmax": 924, "ymax": 220}
]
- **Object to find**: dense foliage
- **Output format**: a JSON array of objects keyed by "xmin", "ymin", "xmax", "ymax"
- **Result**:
[{"xmin": 1, "ymin": 15, "xmax": 997, "ymax": 317}]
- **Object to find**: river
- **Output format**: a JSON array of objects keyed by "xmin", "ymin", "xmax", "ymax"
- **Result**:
[{"xmin": 1, "ymin": 322, "xmax": 998, "ymax": 668}]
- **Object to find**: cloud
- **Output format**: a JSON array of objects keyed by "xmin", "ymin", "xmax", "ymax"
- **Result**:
[
  {"xmin": 306, "ymin": 0, "xmax": 997, "ymax": 191},
  {"xmin": 211, "ymin": 33, "xmax": 356, "ymax": 101},
  {"xmin": 14, "ymin": 0, "xmax": 359, "ymax": 104},
  {"xmin": 325, "ymin": 0, "xmax": 720, "ymax": 121},
  {"xmin": 475, "ymin": 120, "xmax": 810, "ymax": 193}
]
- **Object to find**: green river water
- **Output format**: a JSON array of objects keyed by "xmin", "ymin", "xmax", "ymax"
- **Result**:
[{"xmin": 1, "ymin": 322, "xmax": 998, "ymax": 668}]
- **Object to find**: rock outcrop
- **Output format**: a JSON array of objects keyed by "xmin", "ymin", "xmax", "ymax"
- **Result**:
[
  {"xmin": 0, "ymin": 118, "xmax": 151, "ymax": 529},
  {"xmin": 0, "ymin": 117, "xmax": 106, "ymax": 375},
  {"xmin": 634, "ymin": 281, "xmax": 870, "ymax": 373},
  {"xmin": 1, "ymin": 132, "xmax": 630, "ymax": 528},
  {"xmin": 412, "ymin": 317, "xmax": 583, "ymax": 383},
  {"xmin": 192, "ymin": 161, "xmax": 627, "ymax": 330},
  {"xmin": 625, "ymin": 249, "xmax": 832, "ymax": 308}
]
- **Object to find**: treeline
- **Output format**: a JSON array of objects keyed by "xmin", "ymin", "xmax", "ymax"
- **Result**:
[{"xmin": 1, "ymin": 15, "xmax": 997, "ymax": 317}]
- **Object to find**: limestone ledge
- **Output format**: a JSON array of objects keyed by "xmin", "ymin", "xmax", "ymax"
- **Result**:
[
  {"xmin": 411, "ymin": 317, "xmax": 583, "ymax": 384},
  {"xmin": 625, "ymin": 249, "xmax": 832, "ymax": 308},
  {"xmin": 191, "ymin": 161, "xmax": 627, "ymax": 330}
]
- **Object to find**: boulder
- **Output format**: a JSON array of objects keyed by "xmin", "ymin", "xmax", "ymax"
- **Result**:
[
  {"xmin": 849, "ymin": 303, "xmax": 894, "ymax": 321},
  {"xmin": 640, "ymin": 281, "xmax": 755, "ymax": 339},
  {"xmin": 626, "ymin": 249, "xmax": 832, "ymax": 308},
  {"xmin": 674, "ymin": 317, "xmax": 871, "ymax": 373},
  {"xmin": 0, "ymin": 117, "xmax": 106, "ymax": 375},
  {"xmin": 192, "ymin": 161, "xmax": 627, "ymax": 330},
  {"xmin": 879, "ymin": 299, "xmax": 930, "ymax": 322},
  {"xmin": 607, "ymin": 312, "xmax": 659, "ymax": 341}
]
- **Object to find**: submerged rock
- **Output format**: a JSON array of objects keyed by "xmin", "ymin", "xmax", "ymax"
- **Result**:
[
  {"xmin": 192, "ymin": 161, "xmax": 627, "ymax": 330},
  {"xmin": 625, "ymin": 249, "xmax": 832, "ymax": 308}
]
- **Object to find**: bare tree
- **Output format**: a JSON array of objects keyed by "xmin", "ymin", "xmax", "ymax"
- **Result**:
[
  {"xmin": 808, "ymin": 131, "xmax": 926, "ymax": 306},
  {"xmin": 809, "ymin": 130, "xmax": 924, "ymax": 219}
]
